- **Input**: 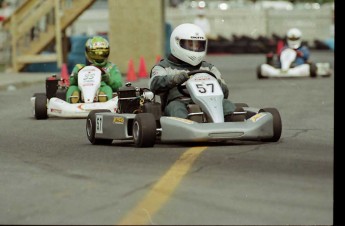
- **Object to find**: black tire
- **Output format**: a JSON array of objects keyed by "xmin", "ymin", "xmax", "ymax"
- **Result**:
[
  {"xmin": 34, "ymin": 93, "xmax": 48, "ymax": 120},
  {"xmin": 309, "ymin": 62, "xmax": 317, "ymax": 78},
  {"xmin": 259, "ymin": 108, "xmax": 282, "ymax": 142},
  {"xmin": 56, "ymin": 89, "xmax": 67, "ymax": 100},
  {"xmin": 132, "ymin": 113, "xmax": 156, "ymax": 147},
  {"xmin": 257, "ymin": 65, "xmax": 265, "ymax": 79},
  {"xmin": 33, "ymin": 92, "xmax": 46, "ymax": 97},
  {"xmin": 86, "ymin": 109, "xmax": 113, "ymax": 145},
  {"xmin": 234, "ymin": 103, "xmax": 250, "ymax": 120}
]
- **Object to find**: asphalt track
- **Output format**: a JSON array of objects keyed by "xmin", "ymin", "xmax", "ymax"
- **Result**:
[{"xmin": 0, "ymin": 51, "xmax": 334, "ymax": 225}]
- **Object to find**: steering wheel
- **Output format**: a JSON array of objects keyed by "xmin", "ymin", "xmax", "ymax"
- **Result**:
[{"xmin": 177, "ymin": 70, "xmax": 218, "ymax": 97}]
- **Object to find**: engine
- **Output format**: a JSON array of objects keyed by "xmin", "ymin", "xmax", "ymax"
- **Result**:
[{"xmin": 117, "ymin": 84, "xmax": 142, "ymax": 113}]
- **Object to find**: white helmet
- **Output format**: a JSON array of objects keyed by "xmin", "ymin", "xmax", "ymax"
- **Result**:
[
  {"xmin": 286, "ymin": 28, "xmax": 302, "ymax": 49},
  {"xmin": 170, "ymin": 23, "xmax": 207, "ymax": 66}
]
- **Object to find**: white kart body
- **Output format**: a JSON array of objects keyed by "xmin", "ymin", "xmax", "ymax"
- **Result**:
[
  {"xmin": 87, "ymin": 71, "xmax": 282, "ymax": 147},
  {"xmin": 31, "ymin": 66, "xmax": 118, "ymax": 119},
  {"xmin": 259, "ymin": 48, "xmax": 331, "ymax": 78},
  {"xmin": 157, "ymin": 72, "xmax": 274, "ymax": 142},
  {"xmin": 43, "ymin": 97, "xmax": 118, "ymax": 118},
  {"xmin": 78, "ymin": 65, "xmax": 102, "ymax": 103},
  {"xmin": 186, "ymin": 72, "xmax": 225, "ymax": 123}
]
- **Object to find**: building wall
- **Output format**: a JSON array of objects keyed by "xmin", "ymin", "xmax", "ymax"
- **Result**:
[
  {"xmin": 166, "ymin": 7, "xmax": 334, "ymax": 45},
  {"xmin": 69, "ymin": 3, "xmax": 333, "ymax": 50},
  {"xmin": 108, "ymin": 0, "xmax": 164, "ymax": 75}
]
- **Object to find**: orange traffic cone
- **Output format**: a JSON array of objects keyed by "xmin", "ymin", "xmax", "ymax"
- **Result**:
[
  {"xmin": 60, "ymin": 63, "xmax": 70, "ymax": 86},
  {"xmin": 138, "ymin": 56, "xmax": 148, "ymax": 78},
  {"xmin": 126, "ymin": 59, "xmax": 137, "ymax": 82}
]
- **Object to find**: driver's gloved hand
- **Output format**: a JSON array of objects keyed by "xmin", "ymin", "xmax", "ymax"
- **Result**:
[
  {"xmin": 296, "ymin": 50, "xmax": 304, "ymax": 57},
  {"xmin": 170, "ymin": 72, "xmax": 189, "ymax": 86}
]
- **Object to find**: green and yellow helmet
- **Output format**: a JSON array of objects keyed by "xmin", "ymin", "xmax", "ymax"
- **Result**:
[{"xmin": 85, "ymin": 36, "xmax": 110, "ymax": 67}]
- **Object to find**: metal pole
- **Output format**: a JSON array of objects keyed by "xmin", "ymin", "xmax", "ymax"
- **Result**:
[{"xmin": 54, "ymin": 0, "xmax": 62, "ymax": 68}]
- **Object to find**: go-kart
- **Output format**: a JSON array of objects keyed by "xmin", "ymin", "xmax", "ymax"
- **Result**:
[
  {"xmin": 31, "ymin": 65, "xmax": 118, "ymax": 120},
  {"xmin": 257, "ymin": 48, "xmax": 332, "ymax": 79},
  {"xmin": 86, "ymin": 70, "xmax": 282, "ymax": 147}
]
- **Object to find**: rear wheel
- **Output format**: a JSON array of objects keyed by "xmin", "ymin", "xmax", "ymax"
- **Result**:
[
  {"xmin": 133, "ymin": 113, "xmax": 156, "ymax": 147},
  {"xmin": 259, "ymin": 108, "xmax": 282, "ymax": 142},
  {"xmin": 309, "ymin": 62, "xmax": 317, "ymax": 78},
  {"xmin": 257, "ymin": 65, "xmax": 265, "ymax": 79},
  {"xmin": 34, "ymin": 93, "xmax": 48, "ymax": 120},
  {"xmin": 56, "ymin": 88, "xmax": 67, "ymax": 100},
  {"xmin": 86, "ymin": 109, "xmax": 113, "ymax": 145}
]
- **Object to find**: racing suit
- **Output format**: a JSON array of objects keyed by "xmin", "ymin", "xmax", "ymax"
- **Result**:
[
  {"xmin": 149, "ymin": 54, "xmax": 236, "ymax": 119},
  {"xmin": 279, "ymin": 45, "xmax": 310, "ymax": 67},
  {"xmin": 66, "ymin": 62, "xmax": 123, "ymax": 103}
]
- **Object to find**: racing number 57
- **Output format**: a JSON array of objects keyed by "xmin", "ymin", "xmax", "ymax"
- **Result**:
[{"xmin": 195, "ymin": 83, "xmax": 214, "ymax": 94}]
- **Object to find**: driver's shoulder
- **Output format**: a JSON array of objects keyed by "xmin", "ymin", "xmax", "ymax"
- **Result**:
[
  {"xmin": 200, "ymin": 61, "xmax": 214, "ymax": 69},
  {"xmin": 106, "ymin": 61, "xmax": 119, "ymax": 68},
  {"xmin": 158, "ymin": 58, "xmax": 173, "ymax": 68},
  {"xmin": 71, "ymin": 63, "xmax": 86, "ymax": 75},
  {"xmin": 300, "ymin": 45, "xmax": 310, "ymax": 52},
  {"xmin": 75, "ymin": 63, "xmax": 85, "ymax": 70},
  {"xmin": 105, "ymin": 62, "xmax": 121, "ymax": 73}
]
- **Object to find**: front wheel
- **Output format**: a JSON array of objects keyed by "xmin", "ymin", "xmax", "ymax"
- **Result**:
[
  {"xmin": 257, "ymin": 65, "xmax": 265, "ymax": 79},
  {"xmin": 86, "ymin": 109, "xmax": 113, "ymax": 145},
  {"xmin": 34, "ymin": 93, "xmax": 48, "ymax": 120},
  {"xmin": 259, "ymin": 108, "xmax": 282, "ymax": 142},
  {"xmin": 132, "ymin": 113, "xmax": 157, "ymax": 147}
]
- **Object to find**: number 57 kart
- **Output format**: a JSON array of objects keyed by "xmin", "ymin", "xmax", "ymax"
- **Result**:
[{"xmin": 86, "ymin": 70, "xmax": 282, "ymax": 147}]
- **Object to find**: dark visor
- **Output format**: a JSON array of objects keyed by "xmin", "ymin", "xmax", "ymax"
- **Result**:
[
  {"xmin": 180, "ymin": 39, "xmax": 206, "ymax": 52},
  {"xmin": 288, "ymin": 36, "xmax": 300, "ymax": 41}
]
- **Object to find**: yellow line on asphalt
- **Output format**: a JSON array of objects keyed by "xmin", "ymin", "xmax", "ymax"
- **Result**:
[{"xmin": 117, "ymin": 146, "xmax": 208, "ymax": 225}]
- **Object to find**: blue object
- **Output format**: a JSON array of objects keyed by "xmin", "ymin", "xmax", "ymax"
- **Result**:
[
  {"xmin": 325, "ymin": 38, "xmax": 334, "ymax": 51},
  {"xmin": 25, "ymin": 62, "xmax": 60, "ymax": 73},
  {"xmin": 67, "ymin": 35, "xmax": 90, "ymax": 72},
  {"xmin": 70, "ymin": 35, "xmax": 90, "ymax": 54},
  {"xmin": 24, "ymin": 51, "xmax": 60, "ymax": 72},
  {"xmin": 67, "ymin": 53, "xmax": 87, "ymax": 73}
]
